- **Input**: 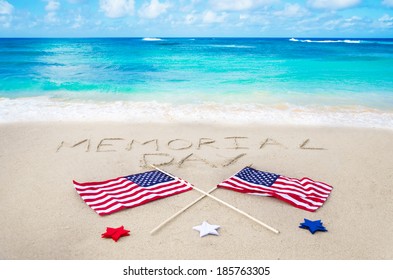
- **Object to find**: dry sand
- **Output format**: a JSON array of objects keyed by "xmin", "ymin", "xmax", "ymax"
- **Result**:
[{"xmin": 0, "ymin": 122, "xmax": 392, "ymax": 260}]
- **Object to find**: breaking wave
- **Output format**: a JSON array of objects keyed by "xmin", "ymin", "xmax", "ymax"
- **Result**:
[
  {"xmin": 142, "ymin": 37, "xmax": 162, "ymax": 41},
  {"xmin": 1, "ymin": 97, "xmax": 392, "ymax": 129},
  {"xmin": 289, "ymin": 38, "xmax": 361, "ymax": 44}
]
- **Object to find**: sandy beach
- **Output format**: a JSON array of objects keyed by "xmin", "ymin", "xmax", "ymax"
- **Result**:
[{"xmin": 0, "ymin": 122, "xmax": 392, "ymax": 260}]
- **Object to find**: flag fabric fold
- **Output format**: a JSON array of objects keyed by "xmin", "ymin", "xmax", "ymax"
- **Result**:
[
  {"xmin": 73, "ymin": 170, "xmax": 193, "ymax": 216},
  {"xmin": 217, "ymin": 167, "xmax": 333, "ymax": 212}
]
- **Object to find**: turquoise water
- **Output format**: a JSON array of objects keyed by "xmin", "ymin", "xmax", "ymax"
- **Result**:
[{"xmin": 1, "ymin": 37, "xmax": 393, "ymax": 110}]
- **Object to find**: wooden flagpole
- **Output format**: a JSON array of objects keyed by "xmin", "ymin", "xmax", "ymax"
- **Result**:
[
  {"xmin": 150, "ymin": 165, "xmax": 280, "ymax": 234},
  {"xmin": 150, "ymin": 186, "xmax": 218, "ymax": 235},
  {"xmin": 151, "ymin": 166, "xmax": 251, "ymax": 234}
]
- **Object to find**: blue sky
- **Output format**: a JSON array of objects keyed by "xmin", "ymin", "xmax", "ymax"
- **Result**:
[{"xmin": 0, "ymin": 0, "xmax": 393, "ymax": 37}]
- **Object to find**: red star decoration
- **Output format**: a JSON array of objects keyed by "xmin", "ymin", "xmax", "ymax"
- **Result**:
[{"xmin": 101, "ymin": 226, "xmax": 130, "ymax": 242}]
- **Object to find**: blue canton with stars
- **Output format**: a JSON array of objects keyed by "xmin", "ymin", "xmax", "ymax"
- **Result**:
[
  {"xmin": 236, "ymin": 167, "xmax": 280, "ymax": 187},
  {"xmin": 125, "ymin": 170, "xmax": 174, "ymax": 187}
]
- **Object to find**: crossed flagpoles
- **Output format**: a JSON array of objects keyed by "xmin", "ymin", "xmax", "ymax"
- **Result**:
[
  {"xmin": 150, "ymin": 165, "xmax": 280, "ymax": 235},
  {"xmin": 74, "ymin": 164, "xmax": 331, "ymax": 234}
]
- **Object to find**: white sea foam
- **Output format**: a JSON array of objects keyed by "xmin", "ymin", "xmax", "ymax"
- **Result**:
[
  {"xmin": 289, "ymin": 38, "xmax": 361, "ymax": 44},
  {"xmin": 1, "ymin": 97, "xmax": 392, "ymax": 129},
  {"xmin": 343, "ymin": 40, "xmax": 361, "ymax": 44},
  {"xmin": 142, "ymin": 37, "xmax": 162, "ymax": 41}
]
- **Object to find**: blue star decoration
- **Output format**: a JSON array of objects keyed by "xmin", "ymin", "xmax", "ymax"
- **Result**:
[
  {"xmin": 299, "ymin": 219, "xmax": 327, "ymax": 234},
  {"xmin": 193, "ymin": 221, "xmax": 220, "ymax": 237}
]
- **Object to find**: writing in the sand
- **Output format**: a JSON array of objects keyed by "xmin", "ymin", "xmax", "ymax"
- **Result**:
[{"xmin": 56, "ymin": 136, "xmax": 326, "ymax": 168}]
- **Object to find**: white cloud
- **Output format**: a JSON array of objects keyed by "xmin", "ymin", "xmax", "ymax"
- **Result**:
[
  {"xmin": 45, "ymin": 12, "xmax": 58, "ymax": 23},
  {"xmin": 239, "ymin": 14, "xmax": 250, "ymax": 20},
  {"xmin": 180, "ymin": 0, "xmax": 201, "ymax": 12},
  {"xmin": 28, "ymin": 21, "xmax": 39, "ymax": 28},
  {"xmin": 382, "ymin": 0, "xmax": 393, "ymax": 7},
  {"xmin": 292, "ymin": 14, "xmax": 339, "ymax": 33},
  {"xmin": 0, "ymin": 0, "xmax": 13, "ymax": 27},
  {"xmin": 202, "ymin": 10, "xmax": 227, "ymax": 24},
  {"xmin": 211, "ymin": 0, "xmax": 275, "ymax": 11},
  {"xmin": 307, "ymin": 0, "xmax": 361, "ymax": 10},
  {"xmin": 99, "ymin": 0, "xmax": 134, "ymax": 18},
  {"xmin": 292, "ymin": 13, "xmax": 369, "ymax": 32},
  {"xmin": 342, "ymin": 16, "xmax": 363, "ymax": 28},
  {"xmin": 0, "ymin": 16, "xmax": 9, "ymax": 27},
  {"xmin": 379, "ymin": 14, "xmax": 393, "ymax": 28},
  {"xmin": 44, "ymin": 1, "xmax": 60, "ymax": 23},
  {"xmin": 323, "ymin": 19, "xmax": 342, "ymax": 30},
  {"xmin": 45, "ymin": 0, "xmax": 60, "ymax": 12},
  {"xmin": 237, "ymin": 12, "xmax": 271, "ymax": 28},
  {"xmin": 72, "ymin": 14, "xmax": 85, "ymax": 28},
  {"xmin": 138, "ymin": 0, "xmax": 170, "ymax": 19},
  {"xmin": 0, "ymin": 0, "xmax": 13, "ymax": 15},
  {"xmin": 274, "ymin": 3, "xmax": 308, "ymax": 17}
]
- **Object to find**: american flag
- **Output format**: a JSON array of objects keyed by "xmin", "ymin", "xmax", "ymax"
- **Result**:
[
  {"xmin": 217, "ymin": 167, "xmax": 333, "ymax": 212},
  {"xmin": 73, "ymin": 170, "xmax": 193, "ymax": 215}
]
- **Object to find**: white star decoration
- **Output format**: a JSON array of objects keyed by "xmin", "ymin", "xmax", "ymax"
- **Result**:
[{"xmin": 193, "ymin": 221, "xmax": 220, "ymax": 237}]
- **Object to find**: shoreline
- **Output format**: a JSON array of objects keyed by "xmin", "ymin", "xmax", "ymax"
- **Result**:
[
  {"xmin": 1, "ymin": 97, "xmax": 393, "ymax": 129},
  {"xmin": 1, "ymin": 122, "xmax": 392, "ymax": 259}
]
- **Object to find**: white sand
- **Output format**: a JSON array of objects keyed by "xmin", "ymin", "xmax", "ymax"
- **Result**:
[{"xmin": 0, "ymin": 122, "xmax": 392, "ymax": 259}]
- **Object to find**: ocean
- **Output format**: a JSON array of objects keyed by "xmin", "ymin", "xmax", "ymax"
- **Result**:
[{"xmin": 0, "ymin": 37, "xmax": 393, "ymax": 127}]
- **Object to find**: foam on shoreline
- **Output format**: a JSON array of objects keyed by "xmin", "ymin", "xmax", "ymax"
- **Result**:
[{"xmin": 1, "ymin": 97, "xmax": 392, "ymax": 129}]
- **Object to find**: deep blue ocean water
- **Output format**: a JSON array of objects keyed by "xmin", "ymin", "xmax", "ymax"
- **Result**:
[{"xmin": 1, "ymin": 37, "xmax": 393, "ymax": 109}]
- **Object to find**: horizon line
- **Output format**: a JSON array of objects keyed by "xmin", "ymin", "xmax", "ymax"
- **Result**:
[{"xmin": 1, "ymin": 36, "xmax": 392, "ymax": 39}]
